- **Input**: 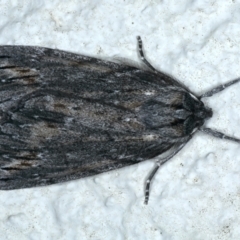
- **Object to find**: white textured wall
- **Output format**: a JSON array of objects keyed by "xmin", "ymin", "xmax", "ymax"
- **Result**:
[{"xmin": 0, "ymin": 1, "xmax": 240, "ymax": 239}]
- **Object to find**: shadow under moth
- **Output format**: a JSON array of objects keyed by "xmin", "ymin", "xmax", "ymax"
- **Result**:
[{"xmin": 0, "ymin": 36, "xmax": 239, "ymax": 204}]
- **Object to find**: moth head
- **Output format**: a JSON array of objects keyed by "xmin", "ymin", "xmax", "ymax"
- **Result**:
[
  {"xmin": 183, "ymin": 93, "xmax": 213, "ymax": 120},
  {"xmin": 182, "ymin": 93, "xmax": 213, "ymax": 135}
]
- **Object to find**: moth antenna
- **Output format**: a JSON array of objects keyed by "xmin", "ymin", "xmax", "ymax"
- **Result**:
[
  {"xmin": 200, "ymin": 128, "xmax": 240, "ymax": 143},
  {"xmin": 144, "ymin": 142, "xmax": 189, "ymax": 204},
  {"xmin": 137, "ymin": 36, "xmax": 157, "ymax": 72},
  {"xmin": 200, "ymin": 78, "xmax": 240, "ymax": 98}
]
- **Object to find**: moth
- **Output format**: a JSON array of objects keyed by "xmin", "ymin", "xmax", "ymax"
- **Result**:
[{"xmin": 0, "ymin": 37, "xmax": 239, "ymax": 204}]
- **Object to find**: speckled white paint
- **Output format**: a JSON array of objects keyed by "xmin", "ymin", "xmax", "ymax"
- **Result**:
[{"xmin": 0, "ymin": 0, "xmax": 240, "ymax": 239}]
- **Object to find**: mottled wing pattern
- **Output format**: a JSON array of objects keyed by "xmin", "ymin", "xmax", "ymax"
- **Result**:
[{"xmin": 0, "ymin": 46, "xmax": 190, "ymax": 189}]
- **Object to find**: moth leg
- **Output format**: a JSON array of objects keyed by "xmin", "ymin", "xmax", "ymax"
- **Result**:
[
  {"xmin": 200, "ymin": 78, "xmax": 240, "ymax": 98},
  {"xmin": 200, "ymin": 128, "xmax": 240, "ymax": 143},
  {"xmin": 144, "ymin": 142, "xmax": 188, "ymax": 205},
  {"xmin": 137, "ymin": 36, "xmax": 157, "ymax": 72},
  {"xmin": 144, "ymin": 165, "xmax": 159, "ymax": 205}
]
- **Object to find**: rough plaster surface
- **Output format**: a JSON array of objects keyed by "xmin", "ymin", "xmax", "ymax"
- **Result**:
[{"xmin": 0, "ymin": 1, "xmax": 240, "ymax": 239}]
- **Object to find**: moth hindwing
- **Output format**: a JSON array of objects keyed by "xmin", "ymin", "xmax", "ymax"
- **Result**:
[{"xmin": 0, "ymin": 36, "xmax": 239, "ymax": 204}]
